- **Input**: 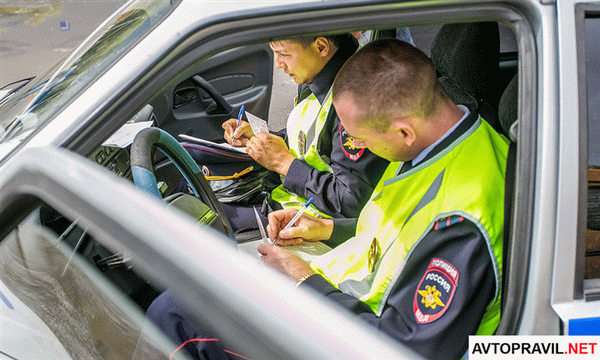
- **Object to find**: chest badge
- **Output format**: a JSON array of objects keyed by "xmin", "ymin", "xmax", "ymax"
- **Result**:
[
  {"xmin": 298, "ymin": 130, "xmax": 306, "ymax": 157},
  {"xmin": 368, "ymin": 237, "xmax": 379, "ymax": 273},
  {"xmin": 340, "ymin": 124, "xmax": 364, "ymax": 161}
]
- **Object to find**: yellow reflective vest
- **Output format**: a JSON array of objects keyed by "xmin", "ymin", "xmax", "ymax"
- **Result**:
[
  {"xmin": 270, "ymin": 90, "xmax": 334, "ymax": 218},
  {"xmin": 311, "ymin": 116, "xmax": 508, "ymax": 335}
]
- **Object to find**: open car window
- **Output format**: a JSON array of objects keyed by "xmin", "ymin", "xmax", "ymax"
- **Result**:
[
  {"xmin": 585, "ymin": 14, "xmax": 600, "ymax": 282},
  {"xmin": 0, "ymin": 0, "xmax": 177, "ymax": 161}
]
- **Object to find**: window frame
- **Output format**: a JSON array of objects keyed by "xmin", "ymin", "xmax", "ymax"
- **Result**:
[
  {"xmin": 577, "ymin": 4, "xmax": 600, "ymax": 290},
  {"xmin": 0, "ymin": 0, "xmax": 543, "ymax": 343},
  {"xmin": 0, "ymin": 146, "xmax": 416, "ymax": 359},
  {"xmin": 551, "ymin": 0, "xmax": 600, "ymax": 336},
  {"xmin": 64, "ymin": 0, "xmax": 539, "ymax": 337}
]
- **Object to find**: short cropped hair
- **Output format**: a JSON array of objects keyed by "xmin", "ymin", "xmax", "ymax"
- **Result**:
[
  {"xmin": 332, "ymin": 39, "xmax": 446, "ymax": 132},
  {"xmin": 272, "ymin": 34, "xmax": 355, "ymax": 49}
]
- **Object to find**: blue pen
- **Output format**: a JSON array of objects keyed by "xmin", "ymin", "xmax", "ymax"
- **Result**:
[
  {"xmin": 273, "ymin": 197, "xmax": 314, "ymax": 245},
  {"xmin": 236, "ymin": 104, "xmax": 245, "ymax": 129}
]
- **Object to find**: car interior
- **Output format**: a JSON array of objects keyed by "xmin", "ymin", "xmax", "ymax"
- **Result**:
[{"xmin": 7, "ymin": 9, "xmax": 597, "ymax": 357}]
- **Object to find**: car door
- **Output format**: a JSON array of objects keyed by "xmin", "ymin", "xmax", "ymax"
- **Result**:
[
  {"xmin": 551, "ymin": 0, "xmax": 600, "ymax": 335},
  {"xmin": 0, "ymin": 145, "xmax": 418, "ymax": 360},
  {"xmin": 153, "ymin": 44, "xmax": 273, "ymax": 143}
]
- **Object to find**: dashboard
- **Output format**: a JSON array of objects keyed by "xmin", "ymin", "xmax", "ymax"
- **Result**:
[{"xmin": 90, "ymin": 145, "xmax": 132, "ymax": 179}]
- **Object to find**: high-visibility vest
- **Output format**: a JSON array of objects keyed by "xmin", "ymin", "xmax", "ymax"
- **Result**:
[
  {"xmin": 270, "ymin": 89, "xmax": 334, "ymax": 218},
  {"xmin": 311, "ymin": 116, "xmax": 508, "ymax": 335}
]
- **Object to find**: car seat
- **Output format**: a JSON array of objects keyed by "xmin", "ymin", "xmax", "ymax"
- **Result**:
[
  {"xmin": 430, "ymin": 22, "xmax": 502, "ymax": 133},
  {"xmin": 496, "ymin": 72, "xmax": 520, "ymax": 334}
]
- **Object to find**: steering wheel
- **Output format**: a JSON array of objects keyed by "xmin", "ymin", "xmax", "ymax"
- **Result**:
[{"xmin": 130, "ymin": 127, "xmax": 234, "ymax": 238}]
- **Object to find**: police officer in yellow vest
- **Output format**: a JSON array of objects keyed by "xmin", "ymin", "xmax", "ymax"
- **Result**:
[
  {"xmin": 259, "ymin": 39, "xmax": 508, "ymax": 360},
  {"xmin": 221, "ymin": 34, "xmax": 389, "ymax": 234}
]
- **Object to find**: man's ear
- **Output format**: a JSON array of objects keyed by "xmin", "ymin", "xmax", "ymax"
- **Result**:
[
  {"xmin": 391, "ymin": 119, "xmax": 416, "ymax": 147},
  {"xmin": 313, "ymin": 37, "xmax": 331, "ymax": 57}
]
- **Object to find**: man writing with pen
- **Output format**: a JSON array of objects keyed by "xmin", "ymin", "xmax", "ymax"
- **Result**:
[
  {"xmin": 218, "ymin": 34, "xmax": 389, "ymax": 235},
  {"xmin": 143, "ymin": 39, "xmax": 506, "ymax": 360},
  {"xmin": 136, "ymin": 35, "xmax": 389, "ymax": 359},
  {"xmin": 258, "ymin": 39, "xmax": 506, "ymax": 360}
]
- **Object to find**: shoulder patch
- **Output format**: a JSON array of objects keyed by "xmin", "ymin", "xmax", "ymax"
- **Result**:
[
  {"xmin": 433, "ymin": 215, "xmax": 464, "ymax": 231},
  {"xmin": 413, "ymin": 258, "xmax": 459, "ymax": 324},
  {"xmin": 339, "ymin": 124, "xmax": 364, "ymax": 161}
]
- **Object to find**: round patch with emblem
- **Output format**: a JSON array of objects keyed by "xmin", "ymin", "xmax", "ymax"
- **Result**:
[
  {"xmin": 413, "ymin": 258, "xmax": 459, "ymax": 324},
  {"xmin": 339, "ymin": 124, "xmax": 364, "ymax": 161}
]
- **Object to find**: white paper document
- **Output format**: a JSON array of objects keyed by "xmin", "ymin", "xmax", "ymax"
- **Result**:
[
  {"xmin": 245, "ymin": 111, "xmax": 269, "ymax": 135},
  {"xmin": 102, "ymin": 120, "xmax": 154, "ymax": 148},
  {"xmin": 238, "ymin": 240, "xmax": 331, "ymax": 263},
  {"xmin": 285, "ymin": 241, "xmax": 332, "ymax": 263},
  {"xmin": 178, "ymin": 134, "xmax": 247, "ymax": 153}
]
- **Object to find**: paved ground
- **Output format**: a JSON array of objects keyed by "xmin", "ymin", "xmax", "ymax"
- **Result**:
[
  {"xmin": 0, "ymin": 0, "xmax": 293, "ymax": 131},
  {"xmin": 268, "ymin": 64, "xmax": 296, "ymax": 131},
  {"xmin": 0, "ymin": 0, "xmax": 128, "ymax": 86}
]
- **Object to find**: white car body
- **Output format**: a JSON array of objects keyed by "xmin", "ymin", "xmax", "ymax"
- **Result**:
[{"xmin": 0, "ymin": 0, "xmax": 599, "ymax": 358}]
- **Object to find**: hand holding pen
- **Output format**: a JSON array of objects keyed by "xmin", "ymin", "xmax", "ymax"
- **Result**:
[
  {"xmin": 272, "ymin": 198, "xmax": 313, "ymax": 245},
  {"xmin": 266, "ymin": 199, "xmax": 335, "ymax": 246},
  {"xmin": 222, "ymin": 104, "xmax": 252, "ymax": 146}
]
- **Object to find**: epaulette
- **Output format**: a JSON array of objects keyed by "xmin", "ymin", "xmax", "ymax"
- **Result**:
[{"xmin": 433, "ymin": 215, "xmax": 465, "ymax": 231}]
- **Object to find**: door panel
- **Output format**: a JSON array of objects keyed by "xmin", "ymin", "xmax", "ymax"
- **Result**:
[
  {"xmin": 0, "ymin": 146, "xmax": 415, "ymax": 360},
  {"xmin": 157, "ymin": 44, "xmax": 273, "ymax": 142}
]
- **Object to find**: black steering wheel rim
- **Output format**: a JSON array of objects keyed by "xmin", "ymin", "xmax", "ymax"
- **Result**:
[{"xmin": 130, "ymin": 127, "xmax": 233, "ymax": 238}]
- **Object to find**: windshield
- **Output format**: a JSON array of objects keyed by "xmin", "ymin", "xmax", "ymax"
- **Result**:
[{"xmin": 0, "ymin": 0, "xmax": 176, "ymax": 160}]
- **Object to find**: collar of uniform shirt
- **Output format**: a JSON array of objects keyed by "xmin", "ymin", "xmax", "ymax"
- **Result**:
[
  {"xmin": 299, "ymin": 37, "xmax": 358, "ymax": 105},
  {"xmin": 411, "ymin": 105, "xmax": 470, "ymax": 167}
]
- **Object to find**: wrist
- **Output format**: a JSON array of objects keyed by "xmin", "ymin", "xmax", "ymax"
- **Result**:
[
  {"xmin": 277, "ymin": 155, "xmax": 295, "ymax": 176},
  {"xmin": 295, "ymin": 270, "xmax": 315, "ymax": 286},
  {"xmin": 315, "ymin": 219, "xmax": 334, "ymax": 241}
]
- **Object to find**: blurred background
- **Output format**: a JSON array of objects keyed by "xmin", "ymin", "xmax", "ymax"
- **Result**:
[
  {"xmin": 1, "ymin": 0, "xmax": 128, "ymax": 85},
  {"xmin": 0, "ymin": 0, "xmax": 293, "ymax": 130}
]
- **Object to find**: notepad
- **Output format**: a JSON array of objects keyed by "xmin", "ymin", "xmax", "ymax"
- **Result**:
[
  {"xmin": 284, "ymin": 241, "xmax": 332, "ymax": 263},
  {"xmin": 238, "ymin": 239, "xmax": 332, "ymax": 263},
  {"xmin": 178, "ymin": 134, "xmax": 247, "ymax": 153}
]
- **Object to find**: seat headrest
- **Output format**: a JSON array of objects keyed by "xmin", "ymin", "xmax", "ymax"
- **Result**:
[
  {"xmin": 431, "ymin": 22, "xmax": 500, "ymax": 98},
  {"xmin": 498, "ymin": 73, "xmax": 518, "ymax": 139}
]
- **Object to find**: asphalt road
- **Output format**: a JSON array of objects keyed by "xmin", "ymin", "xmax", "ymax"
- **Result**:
[
  {"xmin": 0, "ymin": 1, "xmax": 128, "ymax": 85},
  {"xmin": 268, "ymin": 64, "xmax": 296, "ymax": 131},
  {"xmin": 0, "ymin": 0, "xmax": 293, "ymax": 131}
]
